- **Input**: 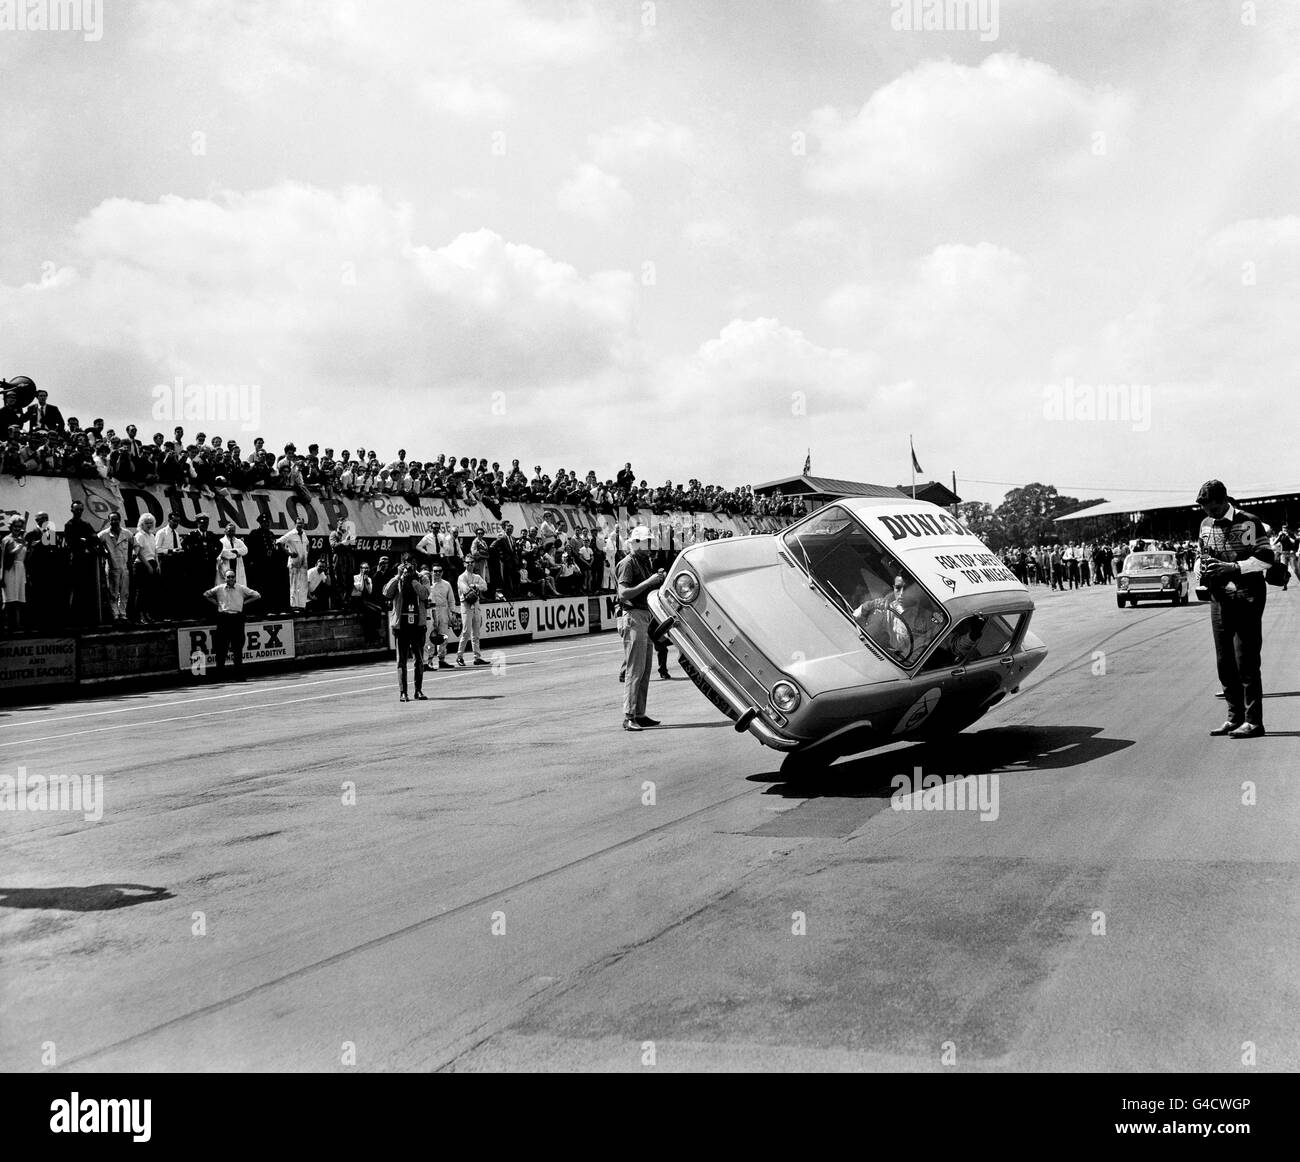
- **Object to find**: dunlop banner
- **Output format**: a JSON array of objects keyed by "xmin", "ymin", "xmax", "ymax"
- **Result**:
[{"xmin": 5, "ymin": 478, "xmax": 780, "ymax": 543}]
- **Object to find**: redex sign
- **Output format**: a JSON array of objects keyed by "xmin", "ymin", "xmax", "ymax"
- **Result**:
[{"xmin": 177, "ymin": 621, "xmax": 296, "ymax": 671}]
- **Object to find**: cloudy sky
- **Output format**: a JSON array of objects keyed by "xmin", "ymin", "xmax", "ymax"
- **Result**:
[{"xmin": 3, "ymin": 0, "xmax": 1299, "ymax": 505}]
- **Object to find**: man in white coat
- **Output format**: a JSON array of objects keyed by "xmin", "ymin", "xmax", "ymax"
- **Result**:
[
  {"xmin": 276, "ymin": 517, "xmax": 310, "ymax": 611},
  {"xmin": 215, "ymin": 521, "xmax": 248, "ymax": 587},
  {"xmin": 425, "ymin": 563, "xmax": 457, "ymax": 670},
  {"xmin": 456, "ymin": 559, "xmax": 489, "ymax": 666}
]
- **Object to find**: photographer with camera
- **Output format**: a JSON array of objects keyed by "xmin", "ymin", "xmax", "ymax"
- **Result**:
[
  {"xmin": 617, "ymin": 525, "xmax": 666, "ymax": 731},
  {"xmin": 455, "ymin": 558, "xmax": 490, "ymax": 667},
  {"xmin": 383, "ymin": 559, "xmax": 430, "ymax": 702},
  {"xmin": 1197, "ymin": 479, "xmax": 1276, "ymax": 739}
]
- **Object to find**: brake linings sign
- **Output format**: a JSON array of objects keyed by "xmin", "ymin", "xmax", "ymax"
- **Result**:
[{"xmin": 862, "ymin": 507, "xmax": 1022, "ymax": 597}]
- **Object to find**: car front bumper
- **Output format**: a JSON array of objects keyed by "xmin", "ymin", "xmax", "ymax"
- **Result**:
[{"xmin": 648, "ymin": 591, "xmax": 801, "ymax": 751}]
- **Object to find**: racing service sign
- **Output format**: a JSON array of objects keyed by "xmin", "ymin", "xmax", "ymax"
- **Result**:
[
  {"xmin": 477, "ymin": 598, "xmax": 593, "ymax": 641},
  {"xmin": 480, "ymin": 602, "xmax": 525, "ymax": 639},
  {"xmin": 0, "ymin": 638, "xmax": 76, "ymax": 688},
  {"xmin": 177, "ymin": 621, "xmax": 296, "ymax": 671}
]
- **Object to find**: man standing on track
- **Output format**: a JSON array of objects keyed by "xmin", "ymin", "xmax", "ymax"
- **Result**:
[
  {"xmin": 425, "ymin": 563, "xmax": 456, "ymax": 670},
  {"xmin": 455, "ymin": 558, "xmax": 489, "ymax": 667},
  {"xmin": 384, "ymin": 560, "xmax": 429, "ymax": 701},
  {"xmin": 1197, "ymin": 479, "xmax": 1275, "ymax": 740},
  {"xmin": 203, "ymin": 569, "xmax": 261, "ymax": 679},
  {"xmin": 616, "ymin": 525, "xmax": 665, "ymax": 732},
  {"xmin": 1273, "ymin": 524, "xmax": 1298, "ymax": 591}
]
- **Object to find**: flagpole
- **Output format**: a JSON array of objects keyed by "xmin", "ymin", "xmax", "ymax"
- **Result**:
[{"xmin": 910, "ymin": 434, "xmax": 915, "ymax": 499}]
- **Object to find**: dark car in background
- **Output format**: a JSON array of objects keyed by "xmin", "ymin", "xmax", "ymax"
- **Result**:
[{"xmin": 1117, "ymin": 550, "xmax": 1190, "ymax": 607}]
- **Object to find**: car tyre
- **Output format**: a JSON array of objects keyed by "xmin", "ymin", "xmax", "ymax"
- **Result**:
[{"xmin": 1116, "ymin": 595, "xmax": 1126, "ymax": 608}]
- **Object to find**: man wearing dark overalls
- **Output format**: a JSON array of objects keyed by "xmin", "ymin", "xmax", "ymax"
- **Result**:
[{"xmin": 1197, "ymin": 480, "xmax": 1275, "ymax": 739}]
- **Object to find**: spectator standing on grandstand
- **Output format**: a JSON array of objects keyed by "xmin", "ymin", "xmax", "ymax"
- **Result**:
[
  {"xmin": 132, "ymin": 514, "xmax": 160, "ymax": 623},
  {"xmin": 2, "ymin": 516, "xmax": 29, "ymax": 632},
  {"xmin": 415, "ymin": 527, "xmax": 440, "ymax": 570},
  {"xmin": 184, "ymin": 515, "xmax": 223, "ymax": 618},
  {"xmin": 455, "ymin": 559, "xmax": 489, "ymax": 667},
  {"xmin": 245, "ymin": 513, "xmax": 281, "ymax": 614},
  {"xmin": 154, "ymin": 512, "xmax": 185, "ymax": 622},
  {"xmin": 488, "ymin": 521, "xmax": 517, "ymax": 601},
  {"xmin": 616, "ymin": 525, "xmax": 664, "ymax": 731},
  {"xmin": 215, "ymin": 522, "xmax": 248, "ymax": 587},
  {"xmin": 425, "ymin": 564, "xmax": 456, "ymax": 669},
  {"xmin": 437, "ymin": 522, "xmax": 462, "ymax": 589},
  {"xmin": 63, "ymin": 500, "xmax": 98, "ymax": 625},
  {"xmin": 98, "ymin": 512, "xmax": 132, "ymax": 624},
  {"xmin": 24, "ymin": 388, "xmax": 64, "ymax": 433},
  {"xmin": 24, "ymin": 513, "xmax": 56, "ymax": 630},
  {"xmin": 203, "ymin": 569, "xmax": 262, "ymax": 678},
  {"xmin": 276, "ymin": 517, "xmax": 310, "ymax": 612},
  {"xmin": 385, "ymin": 561, "xmax": 430, "ymax": 701},
  {"xmin": 469, "ymin": 526, "xmax": 490, "ymax": 577}
]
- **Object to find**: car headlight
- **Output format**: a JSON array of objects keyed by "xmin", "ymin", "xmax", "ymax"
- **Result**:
[
  {"xmin": 1161, "ymin": 574, "xmax": 1172, "ymax": 587},
  {"xmin": 672, "ymin": 570, "xmax": 699, "ymax": 603},
  {"xmin": 1119, "ymin": 577, "xmax": 1129, "ymax": 588},
  {"xmin": 771, "ymin": 681, "xmax": 801, "ymax": 713}
]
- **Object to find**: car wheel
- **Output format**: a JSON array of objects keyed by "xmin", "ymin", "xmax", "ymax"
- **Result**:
[{"xmin": 1116, "ymin": 596, "xmax": 1125, "ymax": 608}]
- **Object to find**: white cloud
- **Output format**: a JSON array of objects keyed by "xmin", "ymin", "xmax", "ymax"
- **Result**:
[
  {"xmin": 417, "ymin": 76, "xmax": 512, "ymax": 119},
  {"xmin": 135, "ymin": 0, "xmax": 610, "ymax": 106},
  {"xmin": 806, "ymin": 53, "xmax": 1130, "ymax": 197},
  {"xmin": 557, "ymin": 164, "xmax": 633, "ymax": 227},
  {"xmin": 1, "ymin": 184, "xmax": 640, "ymax": 441},
  {"xmin": 589, "ymin": 117, "xmax": 698, "ymax": 169},
  {"xmin": 823, "ymin": 242, "xmax": 1031, "ymax": 356}
]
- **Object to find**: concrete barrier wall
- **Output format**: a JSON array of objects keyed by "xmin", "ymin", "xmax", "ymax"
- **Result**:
[{"xmin": 1, "ymin": 597, "xmax": 621, "ymax": 704}]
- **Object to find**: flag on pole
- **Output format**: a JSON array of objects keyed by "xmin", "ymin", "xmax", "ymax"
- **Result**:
[
  {"xmin": 910, "ymin": 439, "xmax": 923, "ymax": 475},
  {"xmin": 802, "ymin": 449, "xmax": 811, "ymax": 476}
]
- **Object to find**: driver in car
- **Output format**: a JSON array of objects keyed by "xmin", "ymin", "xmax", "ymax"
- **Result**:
[{"xmin": 853, "ymin": 575, "xmax": 933, "ymax": 658}]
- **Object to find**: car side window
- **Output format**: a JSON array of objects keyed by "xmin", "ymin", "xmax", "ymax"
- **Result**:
[{"xmin": 921, "ymin": 612, "xmax": 1025, "ymax": 671}]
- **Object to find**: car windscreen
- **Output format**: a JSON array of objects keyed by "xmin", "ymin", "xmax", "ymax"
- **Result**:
[
  {"xmin": 783, "ymin": 505, "xmax": 947, "ymax": 665},
  {"xmin": 1126, "ymin": 553, "xmax": 1175, "ymax": 571}
]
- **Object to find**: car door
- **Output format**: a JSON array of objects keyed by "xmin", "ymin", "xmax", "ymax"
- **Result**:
[{"xmin": 899, "ymin": 612, "xmax": 1027, "ymax": 737}]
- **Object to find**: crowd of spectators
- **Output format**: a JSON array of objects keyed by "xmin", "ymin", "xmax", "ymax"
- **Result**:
[
  {"xmin": 998, "ymin": 539, "xmax": 1200, "ymax": 589},
  {"xmin": 3, "ymin": 380, "xmax": 814, "ymax": 636},
  {"xmin": 2, "ymin": 381, "xmax": 810, "ymax": 520}
]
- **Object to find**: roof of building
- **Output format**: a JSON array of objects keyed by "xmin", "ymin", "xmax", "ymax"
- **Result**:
[
  {"xmin": 1054, "ymin": 487, "xmax": 1300, "ymax": 522},
  {"xmin": 753, "ymin": 474, "xmax": 905, "ymax": 499}
]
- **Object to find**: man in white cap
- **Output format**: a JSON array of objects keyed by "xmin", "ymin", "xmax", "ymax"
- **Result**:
[{"xmin": 616, "ymin": 525, "xmax": 666, "ymax": 730}]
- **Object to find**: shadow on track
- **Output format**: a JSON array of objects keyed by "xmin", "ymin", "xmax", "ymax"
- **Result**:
[
  {"xmin": 750, "ymin": 724, "xmax": 1135, "ymax": 799},
  {"xmin": 0, "ymin": 884, "xmax": 175, "ymax": 911}
]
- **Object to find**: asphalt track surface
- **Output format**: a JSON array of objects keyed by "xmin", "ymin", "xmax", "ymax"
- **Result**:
[{"xmin": 2, "ymin": 583, "xmax": 1297, "ymax": 1072}]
